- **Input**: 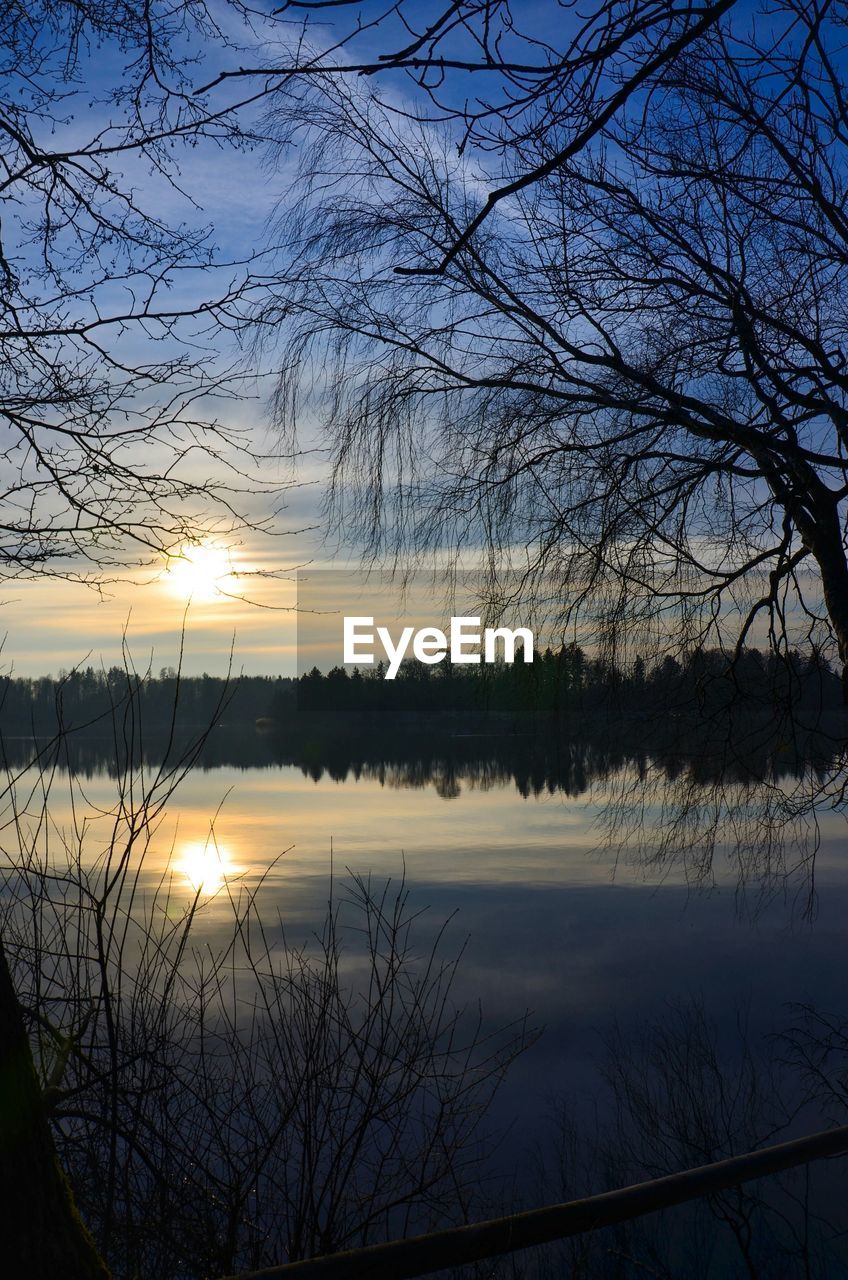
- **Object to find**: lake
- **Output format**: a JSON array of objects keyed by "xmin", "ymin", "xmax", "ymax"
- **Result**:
[
  {"xmin": 12, "ymin": 737, "xmax": 846, "ymax": 1126},
  {"xmin": 5, "ymin": 727, "xmax": 848, "ymax": 1272}
]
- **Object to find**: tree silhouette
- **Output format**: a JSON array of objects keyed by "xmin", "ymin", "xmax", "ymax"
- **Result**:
[
  {"xmin": 0, "ymin": 0, "xmax": 286, "ymax": 578},
  {"xmin": 0, "ymin": 4, "xmax": 289, "ymax": 1271},
  {"xmin": 251, "ymin": 0, "xmax": 848, "ymax": 697}
]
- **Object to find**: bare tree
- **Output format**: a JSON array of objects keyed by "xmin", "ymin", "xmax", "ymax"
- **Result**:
[
  {"xmin": 204, "ymin": 0, "xmax": 738, "ymax": 272},
  {"xmin": 536, "ymin": 1001, "xmax": 848, "ymax": 1278},
  {"xmin": 0, "ymin": 930, "xmax": 110, "ymax": 1278},
  {"xmin": 0, "ymin": 674, "xmax": 532, "ymax": 1278},
  {"xmin": 0, "ymin": 1, "xmax": 293, "ymax": 578},
  {"xmin": 0, "ymin": 5, "xmax": 291, "ymax": 1269},
  {"xmin": 243, "ymin": 0, "xmax": 848, "ymax": 697}
]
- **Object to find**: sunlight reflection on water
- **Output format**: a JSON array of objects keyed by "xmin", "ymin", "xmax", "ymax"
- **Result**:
[{"xmin": 174, "ymin": 838, "xmax": 235, "ymax": 895}]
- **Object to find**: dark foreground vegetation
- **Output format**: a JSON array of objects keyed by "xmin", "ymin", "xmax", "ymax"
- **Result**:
[{"xmin": 0, "ymin": 688, "xmax": 534, "ymax": 1279}]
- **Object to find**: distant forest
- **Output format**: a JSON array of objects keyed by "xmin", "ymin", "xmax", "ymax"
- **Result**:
[
  {"xmin": 0, "ymin": 645, "xmax": 841, "ymax": 739},
  {"xmin": 288, "ymin": 646, "xmax": 840, "ymax": 718},
  {"xmin": 0, "ymin": 667, "xmax": 282, "ymax": 737},
  {"xmin": 0, "ymin": 647, "xmax": 843, "ymax": 788}
]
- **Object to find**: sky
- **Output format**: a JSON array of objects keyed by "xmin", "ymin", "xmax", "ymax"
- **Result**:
[
  {"xmin": 2, "ymin": 1, "xmax": 540, "ymax": 679},
  {"xmin": 4, "ymin": 1, "xmax": 827, "ymax": 679},
  {"xmin": 3, "ymin": 3, "xmax": 334, "ymax": 677}
]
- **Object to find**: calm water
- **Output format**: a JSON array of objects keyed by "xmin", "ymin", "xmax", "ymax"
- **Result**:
[
  {"xmin": 15, "ymin": 740, "xmax": 848, "ymax": 1176},
  {"xmin": 6, "ymin": 724, "xmax": 848, "ymax": 1275}
]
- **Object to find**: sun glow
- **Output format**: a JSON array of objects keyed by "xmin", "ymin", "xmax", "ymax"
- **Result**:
[
  {"xmin": 165, "ymin": 543, "xmax": 236, "ymax": 603},
  {"xmin": 176, "ymin": 839, "xmax": 233, "ymax": 895}
]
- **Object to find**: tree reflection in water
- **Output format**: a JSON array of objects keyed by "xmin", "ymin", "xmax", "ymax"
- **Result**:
[{"xmin": 3, "ymin": 691, "xmax": 848, "ymax": 1277}]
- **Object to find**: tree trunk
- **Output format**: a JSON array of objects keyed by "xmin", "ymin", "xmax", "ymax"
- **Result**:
[
  {"xmin": 0, "ymin": 939, "xmax": 110, "ymax": 1279},
  {"xmin": 804, "ymin": 514, "xmax": 848, "ymax": 705}
]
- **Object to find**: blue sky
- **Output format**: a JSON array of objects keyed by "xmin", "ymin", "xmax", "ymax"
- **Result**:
[{"xmin": 5, "ymin": 0, "xmax": 831, "ymax": 677}]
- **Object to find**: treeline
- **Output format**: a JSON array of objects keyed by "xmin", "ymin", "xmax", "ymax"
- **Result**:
[
  {"xmin": 0, "ymin": 667, "xmax": 291, "ymax": 736},
  {"xmin": 0, "ymin": 645, "xmax": 840, "ymax": 742},
  {"xmin": 284, "ymin": 644, "xmax": 841, "ymax": 718}
]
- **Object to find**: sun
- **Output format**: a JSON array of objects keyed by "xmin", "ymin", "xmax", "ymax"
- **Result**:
[{"xmin": 165, "ymin": 543, "xmax": 235, "ymax": 603}]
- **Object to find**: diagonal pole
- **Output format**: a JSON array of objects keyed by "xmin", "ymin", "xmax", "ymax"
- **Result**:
[{"xmin": 220, "ymin": 1123, "xmax": 848, "ymax": 1280}]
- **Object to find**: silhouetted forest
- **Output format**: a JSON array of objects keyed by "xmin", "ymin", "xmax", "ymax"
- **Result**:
[
  {"xmin": 287, "ymin": 645, "xmax": 842, "ymax": 719},
  {"xmin": 0, "ymin": 647, "xmax": 841, "ymax": 737},
  {"xmin": 0, "ymin": 667, "xmax": 283, "ymax": 736},
  {"xmin": 1, "ymin": 649, "xmax": 844, "ymax": 795}
]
